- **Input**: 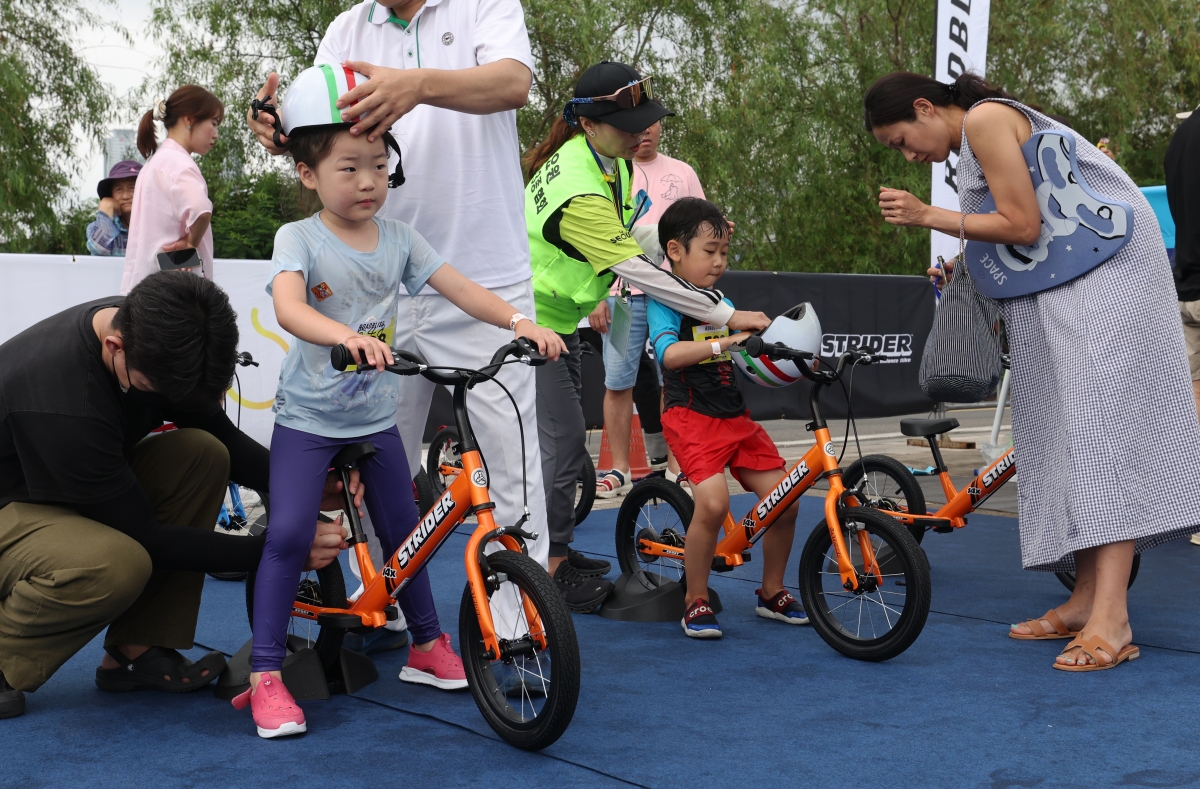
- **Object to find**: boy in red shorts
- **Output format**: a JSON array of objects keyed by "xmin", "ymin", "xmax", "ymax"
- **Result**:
[{"xmin": 647, "ymin": 197, "xmax": 809, "ymax": 639}]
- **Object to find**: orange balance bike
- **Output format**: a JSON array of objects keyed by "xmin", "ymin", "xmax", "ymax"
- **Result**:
[
  {"xmin": 246, "ymin": 339, "xmax": 579, "ymax": 750},
  {"xmin": 614, "ymin": 338, "xmax": 932, "ymax": 661},
  {"xmin": 841, "ymin": 417, "xmax": 1140, "ymax": 591}
]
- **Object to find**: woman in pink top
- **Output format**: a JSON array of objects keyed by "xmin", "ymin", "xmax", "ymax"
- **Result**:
[{"xmin": 122, "ymin": 86, "xmax": 224, "ymax": 294}]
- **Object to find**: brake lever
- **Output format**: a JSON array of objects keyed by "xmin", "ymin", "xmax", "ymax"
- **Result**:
[{"xmin": 514, "ymin": 337, "xmax": 548, "ymax": 367}]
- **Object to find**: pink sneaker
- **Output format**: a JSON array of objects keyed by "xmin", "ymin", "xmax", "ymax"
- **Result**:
[
  {"xmin": 399, "ymin": 633, "xmax": 468, "ymax": 690},
  {"xmin": 231, "ymin": 675, "xmax": 307, "ymax": 739}
]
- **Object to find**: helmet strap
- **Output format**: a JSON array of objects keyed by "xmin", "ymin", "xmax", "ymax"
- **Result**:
[
  {"xmin": 382, "ymin": 130, "xmax": 406, "ymax": 188},
  {"xmin": 250, "ymin": 94, "xmax": 286, "ymax": 149}
]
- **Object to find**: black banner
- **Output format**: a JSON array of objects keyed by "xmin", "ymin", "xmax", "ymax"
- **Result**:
[{"xmin": 425, "ymin": 271, "xmax": 936, "ymax": 440}]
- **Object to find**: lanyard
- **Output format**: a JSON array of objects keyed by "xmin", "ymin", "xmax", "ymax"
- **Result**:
[{"xmin": 586, "ymin": 140, "xmax": 632, "ymax": 228}]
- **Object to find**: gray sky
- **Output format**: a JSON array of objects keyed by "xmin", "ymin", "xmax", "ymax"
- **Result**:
[{"xmin": 75, "ymin": 0, "xmax": 163, "ymax": 200}]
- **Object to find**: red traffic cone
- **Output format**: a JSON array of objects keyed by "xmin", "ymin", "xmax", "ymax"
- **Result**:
[{"xmin": 597, "ymin": 410, "xmax": 653, "ymax": 480}]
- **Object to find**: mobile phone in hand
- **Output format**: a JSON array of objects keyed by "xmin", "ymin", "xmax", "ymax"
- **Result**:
[{"xmin": 157, "ymin": 249, "xmax": 200, "ymax": 271}]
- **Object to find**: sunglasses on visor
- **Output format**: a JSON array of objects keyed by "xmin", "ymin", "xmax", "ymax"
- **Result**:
[{"xmin": 562, "ymin": 77, "xmax": 655, "ymax": 125}]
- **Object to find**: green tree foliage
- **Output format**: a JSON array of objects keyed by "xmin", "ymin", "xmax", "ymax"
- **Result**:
[
  {"xmin": 0, "ymin": 0, "xmax": 115, "ymax": 248},
  {"xmin": 143, "ymin": 0, "xmax": 1200, "ymax": 269}
]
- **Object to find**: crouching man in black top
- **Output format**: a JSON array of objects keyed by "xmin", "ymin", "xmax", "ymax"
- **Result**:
[{"xmin": 0, "ymin": 273, "xmax": 357, "ymax": 719}]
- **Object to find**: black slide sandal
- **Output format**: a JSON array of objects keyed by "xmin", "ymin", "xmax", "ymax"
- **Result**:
[{"xmin": 95, "ymin": 646, "xmax": 227, "ymax": 693}]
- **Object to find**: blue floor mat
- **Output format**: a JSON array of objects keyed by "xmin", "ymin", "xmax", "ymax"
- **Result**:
[{"xmin": 6, "ymin": 492, "xmax": 1199, "ymax": 788}]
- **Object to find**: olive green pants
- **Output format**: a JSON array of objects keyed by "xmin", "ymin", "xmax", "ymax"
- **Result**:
[{"xmin": 0, "ymin": 429, "xmax": 229, "ymax": 692}]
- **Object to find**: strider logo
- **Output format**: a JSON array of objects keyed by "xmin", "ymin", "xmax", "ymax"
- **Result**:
[
  {"xmin": 820, "ymin": 333, "xmax": 913, "ymax": 362},
  {"xmin": 755, "ymin": 461, "xmax": 809, "ymax": 521},
  {"xmin": 981, "ymin": 452, "xmax": 1016, "ymax": 488},
  {"xmin": 396, "ymin": 489, "xmax": 455, "ymax": 570}
]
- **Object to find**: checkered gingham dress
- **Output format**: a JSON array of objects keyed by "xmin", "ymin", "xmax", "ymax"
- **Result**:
[{"xmin": 958, "ymin": 99, "xmax": 1200, "ymax": 571}]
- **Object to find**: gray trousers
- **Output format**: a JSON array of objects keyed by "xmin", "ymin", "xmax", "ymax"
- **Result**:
[{"xmin": 536, "ymin": 331, "xmax": 586, "ymax": 557}]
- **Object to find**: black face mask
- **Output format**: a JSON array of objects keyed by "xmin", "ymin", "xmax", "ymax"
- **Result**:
[{"xmin": 111, "ymin": 352, "xmax": 167, "ymax": 409}]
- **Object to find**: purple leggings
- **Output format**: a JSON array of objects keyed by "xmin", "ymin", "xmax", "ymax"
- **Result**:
[{"xmin": 251, "ymin": 424, "xmax": 441, "ymax": 672}]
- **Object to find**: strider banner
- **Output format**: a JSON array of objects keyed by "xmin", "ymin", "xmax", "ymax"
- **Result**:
[
  {"xmin": 717, "ymin": 271, "xmax": 937, "ymax": 420},
  {"xmin": 931, "ymin": 0, "xmax": 991, "ymax": 272}
]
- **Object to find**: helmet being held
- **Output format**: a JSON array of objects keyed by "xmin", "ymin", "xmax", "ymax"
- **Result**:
[
  {"xmin": 250, "ymin": 65, "xmax": 405, "ymax": 187},
  {"xmin": 732, "ymin": 303, "xmax": 822, "ymax": 388}
]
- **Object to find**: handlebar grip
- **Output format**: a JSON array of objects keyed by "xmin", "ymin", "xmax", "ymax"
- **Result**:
[
  {"xmin": 331, "ymin": 344, "xmax": 355, "ymax": 372},
  {"xmin": 741, "ymin": 334, "xmax": 766, "ymax": 358},
  {"xmin": 514, "ymin": 336, "xmax": 549, "ymax": 366}
]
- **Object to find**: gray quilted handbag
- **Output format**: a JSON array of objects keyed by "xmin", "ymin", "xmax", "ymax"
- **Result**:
[{"xmin": 919, "ymin": 235, "xmax": 1003, "ymax": 402}]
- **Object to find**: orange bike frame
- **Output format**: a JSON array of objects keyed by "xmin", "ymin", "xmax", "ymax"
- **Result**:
[
  {"xmin": 888, "ymin": 446, "xmax": 1017, "ymax": 529},
  {"xmin": 290, "ymin": 448, "xmax": 543, "ymax": 660},
  {"xmin": 637, "ymin": 425, "xmax": 879, "ymax": 591}
]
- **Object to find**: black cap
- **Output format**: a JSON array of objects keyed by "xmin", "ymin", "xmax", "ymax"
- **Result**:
[{"xmin": 571, "ymin": 61, "xmax": 674, "ymax": 134}]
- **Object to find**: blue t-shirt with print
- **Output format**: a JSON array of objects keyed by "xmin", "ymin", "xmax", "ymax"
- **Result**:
[
  {"xmin": 268, "ymin": 213, "xmax": 444, "ymax": 438},
  {"xmin": 648, "ymin": 296, "xmax": 745, "ymax": 419}
]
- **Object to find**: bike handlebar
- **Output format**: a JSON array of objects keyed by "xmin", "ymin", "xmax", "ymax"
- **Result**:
[
  {"xmin": 735, "ymin": 335, "xmax": 884, "ymax": 383},
  {"xmin": 330, "ymin": 337, "xmax": 548, "ymax": 385}
]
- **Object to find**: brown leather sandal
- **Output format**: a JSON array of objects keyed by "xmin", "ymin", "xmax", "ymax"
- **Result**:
[
  {"xmin": 1052, "ymin": 635, "xmax": 1140, "ymax": 672},
  {"xmin": 1008, "ymin": 609, "xmax": 1079, "ymax": 640}
]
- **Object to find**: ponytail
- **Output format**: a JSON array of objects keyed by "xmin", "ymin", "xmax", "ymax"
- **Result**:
[
  {"xmin": 862, "ymin": 71, "xmax": 1015, "ymax": 131},
  {"xmin": 522, "ymin": 117, "xmax": 582, "ymax": 181},
  {"xmin": 136, "ymin": 85, "xmax": 226, "ymax": 158}
]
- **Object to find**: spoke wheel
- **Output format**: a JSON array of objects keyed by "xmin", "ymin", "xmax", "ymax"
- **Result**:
[
  {"xmin": 246, "ymin": 556, "xmax": 347, "ymax": 675},
  {"xmin": 798, "ymin": 507, "xmax": 930, "ymax": 662},
  {"xmin": 459, "ymin": 550, "xmax": 579, "ymax": 751},
  {"xmin": 614, "ymin": 477, "xmax": 694, "ymax": 588},
  {"xmin": 1056, "ymin": 553, "xmax": 1140, "ymax": 591},
  {"xmin": 575, "ymin": 453, "xmax": 596, "ymax": 526},
  {"xmin": 841, "ymin": 455, "xmax": 928, "ymax": 544},
  {"xmin": 426, "ymin": 427, "xmax": 462, "ymax": 494}
]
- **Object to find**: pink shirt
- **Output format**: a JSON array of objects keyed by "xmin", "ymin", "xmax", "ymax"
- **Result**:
[
  {"xmin": 613, "ymin": 152, "xmax": 706, "ymax": 297},
  {"xmin": 121, "ymin": 138, "xmax": 213, "ymax": 294}
]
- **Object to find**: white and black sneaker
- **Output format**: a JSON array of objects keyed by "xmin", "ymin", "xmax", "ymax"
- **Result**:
[
  {"xmin": 0, "ymin": 670, "xmax": 24, "ymax": 719},
  {"xmin": 567, "ymin": 548, "xmax": 610, "ymax": 579},
  {"xmin": 553, "ymin": 562, "xmax": 613, "ymax": 613}
]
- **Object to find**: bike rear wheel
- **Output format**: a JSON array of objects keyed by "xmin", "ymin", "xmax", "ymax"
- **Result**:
[
  {"xmin": 1055, "ymin": 553, "xmax": 1141, "ymax": 591},
  {"xmin": 798, "ymin": 507, "xmax": 931, "ymax": 661},
  {"xmin": 426, "ymin": 427, "xmax": 461, "ymax": 493},
  {"xmin": 246, "ymin": 557, "xmax": 348, "ymax": 675},
  {"xmin": 459, "ymin": 550, "xmax": 579, "ymax": 751},
  {"xmin": 575, "ymin": 453, "xmax": 596, "ymax": 526},
  {"xmin": 841, "ymin": 455, "xmax": 928, "ymax": 544},
  {"xmin": 614, "ymin": 477, "xmax": 694, "ymax": 587}
]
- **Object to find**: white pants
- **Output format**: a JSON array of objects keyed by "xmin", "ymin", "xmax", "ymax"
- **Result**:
[{"xmin": 353, "ymin": 280, "xmax": 548, "ymax": 640}]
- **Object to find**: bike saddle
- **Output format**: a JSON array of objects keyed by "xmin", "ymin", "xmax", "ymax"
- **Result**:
[
  {"xmin": 330, "ymin": 442, "xmax": 377, "ymax": 469},
  {"xmin": 899, "ymin": 418, "xmax": 960, "ymax": 438}
]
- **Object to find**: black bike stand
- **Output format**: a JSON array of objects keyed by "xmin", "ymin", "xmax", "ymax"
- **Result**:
[
  {"xmin": 214, "ymin": 635, "xmax": 379, "ymax": 701},
  {"xmin": 598, "ymin": 572, "xmax": 722, "ymax": 623}
]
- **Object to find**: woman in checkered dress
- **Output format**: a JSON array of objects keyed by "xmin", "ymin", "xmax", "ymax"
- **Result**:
[{"xmin": 862, "ymin": 71, "xmax": 1200, "ymax": 671}]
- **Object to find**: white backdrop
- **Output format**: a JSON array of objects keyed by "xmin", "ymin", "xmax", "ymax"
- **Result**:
[
  {"xmin": 0, "ymin": 254, "xmax": 288, "ymax": 447},
  {"xmin": 931, "ymin": 0, "xmax": 992, "ymax": 270}
]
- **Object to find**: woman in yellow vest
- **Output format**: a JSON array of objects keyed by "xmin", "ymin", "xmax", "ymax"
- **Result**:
[{"xmin": 522, "ymin": 62, "xmax": 769, "ymax": 612}]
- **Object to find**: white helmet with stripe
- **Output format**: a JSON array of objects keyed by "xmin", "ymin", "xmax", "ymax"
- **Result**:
[
  {"xmin": 251, "ymin": 65, "xmax": 406, "ymax": 187},
  {"xmin": 732, "ymin": 303, "xmax": 822, "ymax": 387},
  {"xmin": 280, "ymin": 64, "xmax": 367, "ymax": 135}
]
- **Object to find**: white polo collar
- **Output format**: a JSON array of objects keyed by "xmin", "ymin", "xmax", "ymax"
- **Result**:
[{"xmin": 367, "ymin": 0, "xmax": 445, "ymax": 26}]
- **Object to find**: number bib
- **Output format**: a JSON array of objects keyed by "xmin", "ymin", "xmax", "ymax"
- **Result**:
[{"xmin": 964, "ymin": 131, "xmax": 1133, "ymax": 299}]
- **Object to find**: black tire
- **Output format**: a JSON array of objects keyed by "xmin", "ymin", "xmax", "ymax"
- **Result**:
[
  {"xmin": 246, "ymin": 557, "xmax": 348, "ymax": 675},
  {"xmin": 1055, "ymin": 553, "xmax": 1141, "ymax": 591},
  {"xmin": 413, "ymin": 467, "xmax": 439, "ymax": 518},
  {"xmin": 426, "ymin": 427, "xmax": 462, "ymax": 493},
  {"xmin": 614, "ymin": 477, "xmax": 694, "ymax": 587},
  {"xmin": 459, "ymin": 550, "xmax": 579, "ymax": 751},
  {"xmin": 841, "ymin": 455, "xmax": 928, "ymax": 544},
  {"xmin": 574, "ymin": 453, "xmax": 596, "ymax": 526},
  {"xmin": 798, "ymin": 507, "xmax": 931, "ymax": 662}
]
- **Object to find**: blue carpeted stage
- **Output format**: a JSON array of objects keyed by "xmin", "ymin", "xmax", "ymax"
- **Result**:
[{"xmin": 6, "ymin": 493, "xmax": 1199, "ymax": 787}]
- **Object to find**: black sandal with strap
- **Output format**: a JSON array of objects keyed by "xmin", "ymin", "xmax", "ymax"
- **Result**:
[{"xmin": 95, "ymin": 646, "xmax": 227, "ymax": 693}]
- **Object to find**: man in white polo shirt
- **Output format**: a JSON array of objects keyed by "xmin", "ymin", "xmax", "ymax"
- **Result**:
[{"xmin": 248, "ymin": 0, "xmax": 586, "ymax": 618}]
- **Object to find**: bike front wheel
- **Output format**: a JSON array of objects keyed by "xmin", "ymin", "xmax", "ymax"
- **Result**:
[
  {"xmin": 459, "ymin": 550, "xmax": 580, "ymax": 751},
  {"xmin": 798, "ymin": 507, "xmax": 931, "ymax": 662}
]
